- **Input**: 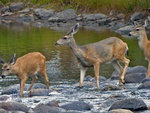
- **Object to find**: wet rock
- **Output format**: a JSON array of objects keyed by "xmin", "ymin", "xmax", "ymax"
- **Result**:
[
  {"xmin": 33, "ymin": 104, "xmax": 64, "ymax": 113},
  {"xmin": 84, "ymin": 75, "xmax": 107, "ymax": 82},
  {"xmin": 28, "ymin": 88, "xmax": 50, "ymax": 97},
  {"xmin": 48, "ymin": 9, "xmax": 77, "ymax": 22},
  {"xmin": 116, "ymin": 25, "xmax": 134, "ymax": 36},
  {"xmin": 131, "ymin": 12, "xmax": 144, "ymax": 21},
  {"xmin": 0, "ymin": 109, "xmax": 8, "ymax": 113},
  {"xmin": 109, "ymin": 21, "xmax": 126, "ymax": 30},
  {"xmin": 108, "ymin": 94, "xmax": 126, "ymax": 99},
  {"xmin": 16, "ymin": 14, "xmax": 34, "ymax": 23},
  {"xmin": 111, "ymin": 66, "xmax": 147, "ymax": 81},
  {"xmin": 110, "ymin": 70, "xmax": 120, "ymax": 80},
  {"xmin": 1, "ymin": 84, "xmax": 30, "ymax": 95},
  {"xmin": 108, "ymin": 109, "xmax": 133, "ymax": 113},
  {"xmin": 97, "ymin": 18, "xmax": 111, "ymax": 26},
  {"xmin": 9, "ymin": 2, "xmax": 25, "ymax": 12},
  {"xmin": 0, "ymin": 102, "xmax": 29, "ymax": 112},
  {"xmin": 0, "ymin": 95, "xmax": 10, "ymax": 101},
  {"xmin": 109, "ymin": 98, "xmax": 148, "ymax": 111},
  {"xmin": 60, "ymin": 101, "xmax": 92, "ymax": 111},
  {"xmin": 9, "ymin": 111, "xmax": 25, "ymax": 113},
  {"xmin": 45, "ymin": 100, "xmax": 59, "ymax": 107},
  {"xmin": 32, "ymin": 83, "xmax": 47, "ymax": 89},
  {"xmin": 1, "ymin": 7, "xmax": 9, "ymax": 14},
  {"xmin": 82, "ymin": 13, "xmax": 107, "ymax": 21},
  {"xmin": 138, "ymin": 81, "xmax": 150, "ymax": 89},
  {"xmin": 125, "ymin": 73, "xmax": 146, "ymax": 83},
  {"xmin": 142, "ymin": 77, "xmax": 150, "ymax": 83},
  {"xmin": 101, "ymin": 84, "xmax": 125, "ymax": 91},
  {"xmin": 126, "ymin": 66, "xmax": 147, "ymax": 74},
  {"xmin": 100, "ymin": 98, "xmax": 120, "ymax": 109},
  {"xmin": 19, "ymin": 8, "xmax": 31, "ymax": 13},
  {"xmin": 34, "ymin": 8, "xmax": 54, "ymax": 20}
]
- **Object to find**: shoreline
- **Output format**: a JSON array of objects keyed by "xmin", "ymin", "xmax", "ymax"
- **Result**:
[{"xmin": 0, "ymin": 2, "xmax": 150, "ymax": 37}]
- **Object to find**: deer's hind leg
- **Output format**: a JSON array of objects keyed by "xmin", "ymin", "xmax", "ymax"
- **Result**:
[
  {"xmin": 27, "ymin": 76, "xmax": 38, "ymax": 91},
  {"xmin": 40, "ymin": 64, "xmax": 49, "ymax": 89},
  {"xmin": 119, "ymin": 57, "xmax": 130, "ymax": 84},
  {"xmin": 112, "ymin": 60, "xmax": 123, "ymax": 84},
  {"xmin": 146, "ymin": 62, "xmax": 150, "ymax": 77}
]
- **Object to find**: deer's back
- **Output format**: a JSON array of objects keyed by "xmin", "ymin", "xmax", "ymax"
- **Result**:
[
  {"xmin": 81, "ymin": 37, "xmax": 127, "ymax": 63},
  {"xmin": 14, "ymin": 52, "xmax": 46, "ymax": 75}
]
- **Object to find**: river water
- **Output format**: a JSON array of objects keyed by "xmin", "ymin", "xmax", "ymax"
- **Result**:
[{"xmin": 0, "ymin": 23, "xmax": 147, "ymax": 87}]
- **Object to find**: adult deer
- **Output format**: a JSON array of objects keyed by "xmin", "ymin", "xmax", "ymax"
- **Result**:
[
  {"xmin": 56, "ymin": 23, "xmax": 130, "ymax": 88},
  {"xmin": 129, "ymin": 20, "xmax": 150, "ymax": 77},
  {"xmin": 0, "ymin": 52, "xmax": 49, "ymax": 97}
]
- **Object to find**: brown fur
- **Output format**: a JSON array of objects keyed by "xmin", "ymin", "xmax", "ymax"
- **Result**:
[
  {"xmin": 129, "ymin": 26, "xmax": 150, "ymax": 77},
  {"xmin": 56, "ymin": 23, "xmax": 130, "ymax": 88},
  {"xmin": 1, "ymin": 52, "xmax": 49, "ymax": 97}
]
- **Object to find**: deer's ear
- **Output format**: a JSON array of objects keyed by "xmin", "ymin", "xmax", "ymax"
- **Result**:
[
  {"xmin": 144, "ymin": 20, "xmax": 148, "ymax": 28},
  {"xmin": 0, "ymin": 59, "xmax": 5, "ymax": 64},
  {"xmin": 9, "ymin": 53, "xmax": 16, "ymax": 65},
  {"xmin": 67, "ymin": 23, "xmax": 79, "ymax": 36}
]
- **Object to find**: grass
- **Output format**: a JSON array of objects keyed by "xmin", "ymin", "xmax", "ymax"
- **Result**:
[{"xmin": 0, "ymin": 0, "xmax": 150, "ymax": 13}]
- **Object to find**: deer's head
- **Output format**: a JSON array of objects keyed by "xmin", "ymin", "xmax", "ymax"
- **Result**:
[
  {"xmin": 0, "ymin": 54, "xmax": 16, "ymax": 78},
  {"xmin": 129, "ymin": 20, "xmax": 148, "ymax": 39},
  {"xmin": 55, "ymin": 23, "xmax": 79, "ymax": 46}
]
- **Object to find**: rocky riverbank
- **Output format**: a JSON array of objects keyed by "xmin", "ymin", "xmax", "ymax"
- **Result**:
[
  {"xmin": 1, "ymin": 66, "xmax": 150, "ymax": 113},
  {"xmin": 0, "ymin": 2, "xmax": 150, "ymax": 37}
]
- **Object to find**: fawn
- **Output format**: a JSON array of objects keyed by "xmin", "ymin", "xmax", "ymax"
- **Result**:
[{"xmin": 0, "ymin": 52, "xmax": 49, "ymax": 96}]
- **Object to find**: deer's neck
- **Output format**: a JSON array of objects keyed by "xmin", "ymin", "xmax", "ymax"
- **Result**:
[
  {"xmin": 68, "ymin": 38, "xmax": 84, "ymax": 58},
  {"xmin": 11, "ymin": 64, "xmax": 19, "ymax": 76},
  {"xmin": 138, "ymin": 31, "xmax": 149, "ymax": 51}
]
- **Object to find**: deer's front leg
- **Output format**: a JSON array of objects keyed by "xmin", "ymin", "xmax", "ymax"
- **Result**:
[
  {"xmin": 94, "ymin": 62, "xmax": 100, "ymax": 89},
  {"xmin": 79, "ymin": 66, "xmax": 87, "ymax": 88},
  {"xmin": 20, "ymin": 76, "xmax": 27, "ymax": 97}
]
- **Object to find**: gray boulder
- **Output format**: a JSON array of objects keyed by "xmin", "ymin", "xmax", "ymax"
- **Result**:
[
  {"xmin": 111, "ymin": 66, "xmax": 147, "ymax": 83},
  {"xmin": 138, "ymin": 81, "xmax": 150, "ymax": 89},
  {"xmin": 48, "ymin": 9, "xmax": 77, "ymax": 22},
  {"xmin": 9, "ymin": 2, "xmax": 25, "ymax": 12},
  {"xmin": 131, "ymin": 12, "xmax": 144, "ymax": 21},
  {"xmin": 82, "ymin": 13, "xmax": 107, "ymax": 21},
  {"xmin": 0, "ymin": 109, "xmax": 8, "ymax": 113},
  {"xmin": 0, "ymin": 102, "xmax": 29, "ymax": 113},
  {"xmin": 126, "ymin": 66, "xmax": 147, "ymax": 74},
  {"xmin": 141, "ymin": 77, "xmax": 150, "ymax": 83},
  {"xmin": 0, "ymin": 96, "xmax": 10, "ymax": 101},
  {"xmin": 33, "ymin": 104, "xmax": 63, "ymax": 113},
  {"xmin": 16, "ymin": 15, "xmax": 34, "ymax": 23},
  {"xmin": 1, "ymin": 7, "xmax": 9, "ymax": 13},
  {"xmin": 1, "ymin": 83, "xmax": 47, "ymax": 95},
  {"xmin": 101, "ymin": 84, "xmax": 125, "ymax": 91},
  {"xmin": 125, "ymin": 73, "xmax": 146, "ymax": 83},
  {"xmin": 84, "ymin": 75, "xmax": 107, "ymax": 82},
  {"xmin": 45, "ymin": 100, "xmax": 59, "ymax": 107},
  {"xmin": 108, "ymin": 109, "xmax": 133, "ymax": 113},
  {"xmin": 28, "ymin": 88, "xmax": 50, "ymax": 97},
  {"xmin": 109, "ymin": 98, "xmax": 148, "ymax": 111},
  {"xmin": 34, "ymin": 8, "xmax": 54, "ymax": 20},
  {"xmin": 116, "ymin": 25, "xmax": 134, "ymax": 36},
  {"xmin": 60, "ymin": 101, "xmax": 92, "ymax": 111},
  {"xmin": 32, "ymin": 83, "xmax": 47, "ymax": 89}
]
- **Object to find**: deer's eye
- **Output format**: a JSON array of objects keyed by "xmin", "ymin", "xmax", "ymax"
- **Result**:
[
  {"xmin": 63, "ymin": 37, "xmax": 67, "ymax": 40},
  {"xmin": 136, "ymin": 29, "xmax": 139, "ymax": 31},
  {"xmin": 7, "ymin": 69, "xmax": 10, "ymax": 71}
]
